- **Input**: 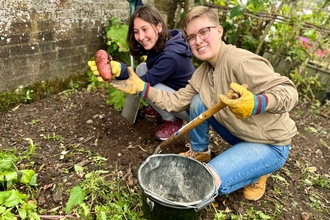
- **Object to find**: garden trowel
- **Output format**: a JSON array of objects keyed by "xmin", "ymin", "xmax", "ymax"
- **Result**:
[
  {"xmin": 121, "ymin": 0, "xmax": 141, "ymax": 124},
  {"xmin": 121, "ymin": 93, "xmax": 141, "ymax": 124}
]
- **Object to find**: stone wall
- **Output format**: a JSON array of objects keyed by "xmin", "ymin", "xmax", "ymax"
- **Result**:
[{"xmin": 0, "ymin": 0, "xmax": 152, "ymax": 93}]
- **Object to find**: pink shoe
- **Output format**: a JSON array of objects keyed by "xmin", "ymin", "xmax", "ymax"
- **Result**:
[
  {"xmin": 144, "ymin": 106, "xmax": 160, "ymax": 118},
  {"xmin": 155, "ymin": 118, "xmax": 183, "ymax": 141}
]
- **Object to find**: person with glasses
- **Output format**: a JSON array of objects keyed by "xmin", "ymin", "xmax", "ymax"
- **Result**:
[
  {"xmin": 89, "ymin": 5, "xmax": 195, "ymax": 141},
  {"xmin": 109, "ymin": 6, "xmax": 298, "ymax": 201}
]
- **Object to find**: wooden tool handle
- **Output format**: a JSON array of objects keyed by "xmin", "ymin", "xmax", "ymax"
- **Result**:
[{"xmin": 153, "ymin": 83, "xmax": 248, "ymax": 154}]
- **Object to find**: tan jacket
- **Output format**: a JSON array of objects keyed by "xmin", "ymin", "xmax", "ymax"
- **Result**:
[{"xmin": 148, "ymin": 41, "xmax": 298, "ymax": 145}]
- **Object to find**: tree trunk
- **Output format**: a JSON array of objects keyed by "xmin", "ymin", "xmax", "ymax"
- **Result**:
[
  {"xmin": 255, "ymin": 0, "xmax": 286, "ymax": 55},
  {"xmin": 167, "ymin": 0, "xmax": 180, "ymax": 29},
  {"xmin": 184, "ymin": 0, "xmax": 194, "ymax": 12},
  {"xmin": 174, "ymin": 2, "xmax": 183, "ymax": 29}
]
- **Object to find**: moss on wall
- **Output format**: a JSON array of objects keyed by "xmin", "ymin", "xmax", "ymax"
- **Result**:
[{"xmin": 0, "ymin": 74, "xmax": 89, "ymax": 112}]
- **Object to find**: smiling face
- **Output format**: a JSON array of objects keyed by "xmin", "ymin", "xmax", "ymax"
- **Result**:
[
  {"xmin": 185, "ymin": 15, "xmax": 223, "ymax": 67},
  {"xmin": 133, "ymin": 17, "xmax": 162, "ymax": 51}
]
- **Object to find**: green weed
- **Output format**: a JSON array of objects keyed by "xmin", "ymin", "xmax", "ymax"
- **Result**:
[
  {"xmin": 65, "ymin": 169, "xmax": 146, "ymax": 219},
  {"xmin": 24, "ymin": 89, "xmax": 33, "ymax": 103},
  {"xmin": 0, "ymin": 148, "xmax": 38, "ymax": 219},
  {"xmin": 44, "ymin": 133, "xmax": 62, "ymax": 142},
  {"xmin": 313, "ymin": 175, "xmax": 330, "ymax": 189}
]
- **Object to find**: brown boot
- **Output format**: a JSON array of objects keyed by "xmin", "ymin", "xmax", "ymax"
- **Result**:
[
  {"xmin": 243, "ymin": 175, "xmax": 269, "ymax": 201},
  {"xmin": 179, "ymin": 143, "xmax": 211, "ymax": 163}
]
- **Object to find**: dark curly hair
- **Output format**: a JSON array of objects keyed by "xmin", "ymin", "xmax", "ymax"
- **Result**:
[{"xmin": 127, "ymin": 5, "xmax": 172, "ymax": 56}]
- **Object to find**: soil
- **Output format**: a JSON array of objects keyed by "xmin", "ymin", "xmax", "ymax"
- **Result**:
[{"xmin": 1, "ymin": 87, "xmax": 329, "ymax": 220}]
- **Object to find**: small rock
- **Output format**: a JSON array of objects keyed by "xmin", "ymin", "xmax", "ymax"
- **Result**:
[
  {"xmin": 301, "ymin": 212, "xmax": 309, "ymax": 220},
  {"xmin": 38, "ymin": 195, "xmax": 46, "ymax": 205},
  {"xmin": 42, "ymin": 175, "xmax": 52, "ymax": 183},
  {"xmin": 52, "ymin": 191, "xmax": 63, "ymax": 204},
  {"xmin": 65, "ymin": 182, "xmax": 73, "ymax": 186},
  {"xmin": 128, "ymin": 173, "xmax": 134, "ymax": 186}
]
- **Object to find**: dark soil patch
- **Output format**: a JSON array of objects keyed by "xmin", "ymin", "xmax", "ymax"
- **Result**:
[{"xmin": 1, "ymin": 88, "xmax": 329, "ymax": 219}]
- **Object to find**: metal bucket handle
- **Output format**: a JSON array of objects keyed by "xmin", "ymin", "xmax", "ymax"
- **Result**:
[
  {"xmin": 144, "ymin": 189, "xmax": 218, "ymax": 211},
  {"xmin": 194, "ymin": 194, "xmax": 217, "ymax": 211}
]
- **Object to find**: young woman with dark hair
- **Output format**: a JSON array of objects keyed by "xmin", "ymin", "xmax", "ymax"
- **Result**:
[{"xmin": 90, "ymin": 5, "xmax": 195, "ymax": 140}]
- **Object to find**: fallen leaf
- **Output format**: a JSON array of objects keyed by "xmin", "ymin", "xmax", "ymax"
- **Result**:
[{"xmin": 43, "ymin": 183, "xmax": 53, "ymax": 191}]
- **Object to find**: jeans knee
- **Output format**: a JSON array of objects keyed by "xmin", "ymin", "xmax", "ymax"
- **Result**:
[{"xmin": 190, "ymin": 94, "xmax": 204, "ymax": 113}]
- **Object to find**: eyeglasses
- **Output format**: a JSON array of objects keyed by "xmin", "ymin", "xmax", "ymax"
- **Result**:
[{"xmin": 185, "ymin": 26, "xmax": 217, "ymax": 46}]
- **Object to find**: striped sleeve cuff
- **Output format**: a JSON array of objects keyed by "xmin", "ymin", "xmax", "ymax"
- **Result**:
[
  {"xmin": 137, "ymin": 83, "xmax": 150, "ymax": 98},
  {"xmin": 252, "ymin": 94, "xmax": 269, "ymax": 115}
]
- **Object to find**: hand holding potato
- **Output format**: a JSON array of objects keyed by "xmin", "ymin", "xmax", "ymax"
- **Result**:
[{"xmin": 87, "ymin": 50, "xmax": 121, "ymax": 82}]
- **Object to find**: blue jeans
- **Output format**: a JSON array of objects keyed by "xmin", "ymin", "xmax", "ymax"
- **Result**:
[{"xmin": 190, "ymin": 94, "xmax": 290, "ymax": 195}]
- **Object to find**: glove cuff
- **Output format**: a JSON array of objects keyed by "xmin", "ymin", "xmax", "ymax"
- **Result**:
[
  {"xmin": 137, "ymin": 83, "xmax": 150, "ymax": 98},
  {"xmin": 252, "ymin": 94, "xmax": 268, "ymax": 115}
]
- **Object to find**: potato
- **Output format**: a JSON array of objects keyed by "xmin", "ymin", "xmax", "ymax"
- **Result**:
[{"xmin": 95, "ymin": 50, "xmax": 112, "ymax": 81}]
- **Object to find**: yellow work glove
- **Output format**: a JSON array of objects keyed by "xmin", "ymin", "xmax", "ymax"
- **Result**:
[
  {"xmin": 110, "ymin": 66, "xmax": 150, "ymax": 98},
  {"xmin": 219, "ymin": 83, "xmax": 268, "ymax": 119},
  {"xmin": 87, "ymin": 60, "xmax": 121, "ymax": 82}
]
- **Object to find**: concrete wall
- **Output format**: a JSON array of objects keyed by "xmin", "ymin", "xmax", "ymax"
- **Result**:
[{"xmin": 0, "ymin": 0, "xmax": 152, "ymax": 93}]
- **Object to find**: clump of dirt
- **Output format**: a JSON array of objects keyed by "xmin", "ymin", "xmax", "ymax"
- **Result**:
[{"xmin": 0, "ymin": 88, "xmax": 329, "ymax": 219}]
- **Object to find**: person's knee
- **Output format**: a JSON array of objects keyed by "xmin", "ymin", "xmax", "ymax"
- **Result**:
[
  {"xmin": 190, "ymin": 94, "xmax": 203, "ymax": 112},
  {"xmin": 136, "ymin": 62, "xmax": 147, "ymax": 77}
]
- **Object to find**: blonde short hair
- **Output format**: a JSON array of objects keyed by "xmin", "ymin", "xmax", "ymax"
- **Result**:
[{"xmin": 180, "ymin": 6, "xmax": 220, "ymax": 37}]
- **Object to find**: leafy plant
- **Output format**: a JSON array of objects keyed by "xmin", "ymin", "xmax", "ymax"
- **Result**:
[
  {"xmin": 106, "ymin": 17, "xmax": 131, "ymax": 65},
  {"xmin": 106, "ymin": 87, "xmax": 127, "ymax": 110},
  {"xmin": 265, "ymin": 1, "xmax": 330, "ymax": 101},
  {"xmin": 217, "ymin": 0, "xmax": 277, "ymax": 53},
  {"xmin": 290, "ymin": 69, "xmax": 324, "ymax": 100},
  {"xmin": 0, "ymin": 148, "xmax": 38, "ymax": 219},
  {"xmin": 66, "ymin": 169, "xmax": 146, "ymax": 219}
]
